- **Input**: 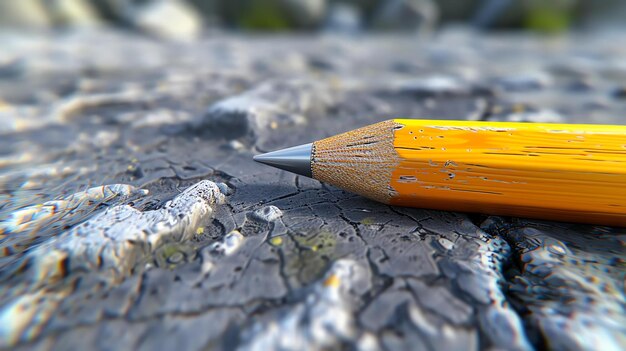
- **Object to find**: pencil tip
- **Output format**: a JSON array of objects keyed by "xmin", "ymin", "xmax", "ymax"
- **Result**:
[{"xmin": 254, "ymin": 142, "xmax": 313, "ymax": 178}]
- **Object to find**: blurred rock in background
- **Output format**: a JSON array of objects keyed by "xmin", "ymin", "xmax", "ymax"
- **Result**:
[
  {"xmin": 521, "ymin": 0, "xmax": 576, "ymax": 33},
  {"xmin": 369, "ymin": 0, "xmax": 438, "ymax": 32},
  {"xmin": 471, "ymin": 0, "xmax": 522, "ymax": 28},
  {"xmin": 323, "ymin": 2, "xmax": 362, "ymax": 34},
  {"xmin": 218, "ymin": 0, "xmax": 327, "ymax": 30},
  {"xmin": 578, "ymin": 0, "xmax": 626, "ymax": 31},
  {"xmin": 0, "ymin": 0, "xmax": 52, "ymax": 29},
  {"xmin": 132, "ymin": 0, "xmax": 203, "ymax": 40},
  {"xmin": 1, "ymin": 0, "xmax": 626, "ymax": 38},
  {"xmin": 47, "ymin": 0, "xmax": 103, "ymax": 27}
]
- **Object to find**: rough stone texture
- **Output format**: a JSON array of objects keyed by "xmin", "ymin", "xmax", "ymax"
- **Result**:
[
  {"xmin": 0, "ymin": 180, "xmax": 227, "ymax": 347},
  {"xmin": 0, "ymin": 184, "xmax": 148, "ymax": 253},
  {"xmin": 0, "ymin": 28, "xmax": 625, "ymax": 350}
]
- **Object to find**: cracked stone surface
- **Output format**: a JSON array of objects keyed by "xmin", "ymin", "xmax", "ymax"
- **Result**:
[{"xmin": 0, "ymin": 28, "xmax": 625, "ymax": 350}]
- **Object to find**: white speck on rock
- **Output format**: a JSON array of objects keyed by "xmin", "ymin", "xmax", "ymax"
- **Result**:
[
  {"xmin": 132, "ymin": 0, "xmax": 203, "ymax": 41},
  {"xmin": 201, "ymin": 230, "xmax": 245, "ymax": 274},
  {"xmin": 396, "ymin": 75, "xmax": 467, "ymax": 95},
  {"xmin": 251, "ymin": 206, "xmax": 283, "ymax": 222}
]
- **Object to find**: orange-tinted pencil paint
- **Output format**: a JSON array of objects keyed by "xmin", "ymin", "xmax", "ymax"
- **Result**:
[{"xmin": 389, "ymin": 119, "xmax": 626, "ymax": 225}]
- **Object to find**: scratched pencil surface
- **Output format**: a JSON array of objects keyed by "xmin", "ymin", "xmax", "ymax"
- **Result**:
[{"xmin": 312, "ymin": 119, "xmax": 626, "ymax": 226}]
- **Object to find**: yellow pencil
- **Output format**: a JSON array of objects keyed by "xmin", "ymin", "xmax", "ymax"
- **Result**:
[{"xmin": 254, "ymin": 119, "xmax": 626, "ymax": 226}]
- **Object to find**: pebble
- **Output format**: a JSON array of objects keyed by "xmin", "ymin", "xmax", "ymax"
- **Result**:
[
  {"xmin": 324, "ymin": 3, "xmax": 362, "ymax": 34},
  {"xmin": 201, "ymin": 230, "xmax": 245, "ymax": 273},
  {"xmin": 227, "ymin": 140, "xmax": 246, "ymax": 151},
  {"xmin": 437, "ymin": 237, "xmax": 455, "ymax": 251},
  {"xmin": 398, "ymin": 76, "xmax": 467, "ymax": 96},
  {"xmin": 167, "ymin": 252, "xmax": 184, "ymax": 264},
  {"xmin": 202, "ymin": 81, "xmax": 333, "ymax": 139},
  {"xmin": 495, "ymin": 71, "xmax": 552, "ymax": 91},
  {"xmin": 133, "ymin": 0, "xmax": 203, "ymax": 41},
  {"xmin": 489, "ymin": 108, "xmax": 565, "ymax": 123},
  {"xmin": 252, "ymin": 206, "xmax": 284, "ymax": 222}
]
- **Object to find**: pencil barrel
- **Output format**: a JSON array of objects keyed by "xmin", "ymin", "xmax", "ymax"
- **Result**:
[{"xmin": 312, "ymin": 119, "xmax": 626, "ymax": 226}]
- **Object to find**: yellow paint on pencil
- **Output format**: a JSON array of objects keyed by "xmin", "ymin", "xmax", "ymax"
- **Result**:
[
  {"xmin": 310, "ymin": 119, "xmax": 626, "ymax": 226},
  {"xmin": 389, "ymin": 119, "xmax": 626, "ymax": 225}
]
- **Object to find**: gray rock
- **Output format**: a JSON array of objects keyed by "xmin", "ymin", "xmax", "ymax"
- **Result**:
[
  {"xmin": 251, "ymin": 205, "xmax": 283, "ymax": 222},
  {"xmin": 45, "ymin": 0, "xmax": 103, "ymax": 27},
  {"xmin": 497, "ymin": 221, "xmax": 626, "ymax": 350},
  {"xmin": 485, "ymin": 106, "xmax": 565, "ymax": 123},
  {"xmin": 0, "ymin": 0, "xmax": 51, "ymax": 28},
  {"xmin": 201, "ymin": 80, "xmax": 335, "ymax": 140},
  {"xmin": 408, "ymin": 279, "xmax": 473, "ymax": 325},
  {"xmin": 24, "ymin": 180, "xmax": 224, "ymax": 285},
  {"xmin": 132, "ymin": 0, "xmax": 203, "ymax": 41},
  {"xmin": 324, "ymin": 3, "xmax": 363, "ymax": 33},
  {"xmin": 359, "ymin": 282, "xmax": 414, "ymax": 331},
  {"xmin": 220, "ymin": 0, "xmax": 326, "ymax": 29},
  {"xmin": 395, "ymin": 75, "xmax": 469, "ymax": 96},
  {"xmin": 0, "ymin": 180, "xmax": 227, "ymax": 347},
  {"xmin": 494, "ymin": 71, "xmax": 552, "ymax": 91},
  {"xmin": 0, "ymin": 184, "xmax": 147, "ymax": 245},
  {"xmin": 370, "ymin": 0, "xmax": 439, "ymax": 32},
  {"xmin": 283, "ymin": 0, "xmax": 327, "ymax": 28}
]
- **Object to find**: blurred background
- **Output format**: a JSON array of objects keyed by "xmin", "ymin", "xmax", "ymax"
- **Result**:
[{"xmin": 1, "ymin": 0, "xmax": 625, "ymax": 40}]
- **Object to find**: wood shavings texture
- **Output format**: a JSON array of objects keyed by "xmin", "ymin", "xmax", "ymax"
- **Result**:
[{"xmin": 312, "ymin": 120, "xmax": 401, "ymax": 203}]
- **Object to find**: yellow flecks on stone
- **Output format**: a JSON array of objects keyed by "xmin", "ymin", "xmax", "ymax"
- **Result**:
[
  {"xmin": 512, "ymin": 104, "xmax": 526, "ymax": 113},
  {"xmin": 361, "ymin": 217, "xmax": 374, "ymax": 225},
  {"xmin": 329, "ymin": 75, "xmax": 342, "ymax": 89},
  {"xmin": 323, "ymin": 274, "xmax": 340, "ymax": 288},
  {"xmin": 491, "ymin": 105, "xmax": 503, "ymax": 114},
  {"xmin": 196, "ymin": 227, "xmax": 204, "ymax": 235},
  {"xmin": 269, "ymin": 236, "xmax": 283, "ymax": 246},
  {"xmin": 270, "ymin": 121, "xmax": 278, "ymax": 129},
  {"xmin": 311, "ymin": 245, "xmax": 319, "ymax": 252}
]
